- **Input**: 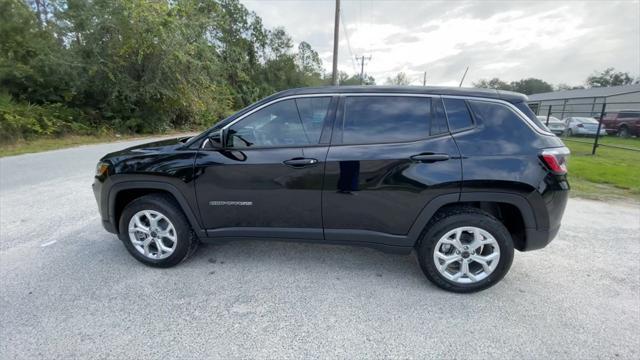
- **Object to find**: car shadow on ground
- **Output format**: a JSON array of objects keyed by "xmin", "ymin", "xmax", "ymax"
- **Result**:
[{"xmin": 178, "ymin": 238, "xmax": 430, "ymax": 285}]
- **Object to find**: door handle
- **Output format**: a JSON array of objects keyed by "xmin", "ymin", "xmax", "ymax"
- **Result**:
[
  {"xmin": 283, "ymin": 157, "xmax": 318, "ymax": 168},
  {"xmin": 410, "ymin": 153, "xmax": 450, "ymax": 163}
]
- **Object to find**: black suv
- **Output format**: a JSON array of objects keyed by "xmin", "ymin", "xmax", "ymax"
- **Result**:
[{"xmin": 93, "ymin": 86, "xmax": 570, "ymax": 292}]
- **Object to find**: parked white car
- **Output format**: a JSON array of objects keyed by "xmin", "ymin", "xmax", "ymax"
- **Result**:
[
  {"xmin": 536, "ymin": 116, "xmax": 566, "ymax": 135},
  {"xmin": 564, "ymin": 117, "xmax": 607, "ymax": 137}
]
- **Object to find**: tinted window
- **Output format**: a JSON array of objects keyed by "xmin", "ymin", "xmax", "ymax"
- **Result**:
[
  {"xmin": 295, "ymin": 97, "xmax": 331, "ymax": 144},
  {"xmin": 619, "ymin": 112, "xmax": 640, "ymax": 118},
  {"xmin": 443, "ymin": 98, "xmax": 473, "ymax": 131},
  {"xmin": 431, "ymin": 98, "xmax": 449, "ymax": 135},
  {"xmin": 515, "ymin": 102, "xmax": 548, "ymax": 131},
  {"xmin": 228, "ymin": 99, "xmax": 310, "ymax": 148},
  {"xmin": 342, "ymin": 96, "xmax": 431, "ymax": 144},
  {"xmin": 468, "ymin": 100, "xmax": 528, "ymax": 130}
]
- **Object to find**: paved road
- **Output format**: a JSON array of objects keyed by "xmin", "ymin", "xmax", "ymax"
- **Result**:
[{"xmin": 1, "ymin": 138, "xmax": 639, "ymax": 359}]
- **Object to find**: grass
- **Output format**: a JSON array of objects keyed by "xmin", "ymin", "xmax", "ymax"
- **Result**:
[
  {"xmin": 562, "ymin": 136, "xmax": 640, "ymax": 202},
  {"xmin": 0, "ymin": 132, "xmax": 194, "ymax": 158}
]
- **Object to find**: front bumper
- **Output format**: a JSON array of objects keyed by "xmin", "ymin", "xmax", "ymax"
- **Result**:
[{"xmin": 93, "ymin": 177, "xmax": 118, "ymax": 234}]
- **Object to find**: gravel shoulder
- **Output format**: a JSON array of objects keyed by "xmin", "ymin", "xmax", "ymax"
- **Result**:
[{"xmin": 1, "ymin": 138, "xmax": 639, "ymax": 359}]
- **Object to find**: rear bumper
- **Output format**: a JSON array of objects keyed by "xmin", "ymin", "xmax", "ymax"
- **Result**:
[
  {"xmin": 524, "ymin": 225, "xmax": 561, "ymax": 251},
  {"xmin": 574, "ymin": 128, "xmax": 606, "ymax": 136},
  {"xmin": 522, "ymin": 174, "xmax": 569, "ymax": 251}
]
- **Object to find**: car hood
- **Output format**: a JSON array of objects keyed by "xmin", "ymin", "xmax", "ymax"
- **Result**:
[{"xmin": 101, "ymin": 136, "xmax": 191, "ymax": 160}]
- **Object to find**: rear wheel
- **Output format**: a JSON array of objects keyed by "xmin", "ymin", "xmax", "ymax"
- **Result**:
[
  {"xmin": 118, "ymin": 194, "xmax": 198, "ymax": 267},
  {"xmin": 618, "ymin": 126, "xmax": 630, "ymax": 138},
  {"xmin": 417, "ymin": 207, "xmax": 514, "ymax": 293},
  {"xmin": 566, "ymin": 128, "xmax": 573, "ymax": 136}
]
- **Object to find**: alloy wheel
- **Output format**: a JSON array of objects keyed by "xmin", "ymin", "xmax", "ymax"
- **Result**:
[
  {"xmin": 128, "ymin": 210, "xmax": 177, "ymax": 260},
  {"xmin": 433, "ymin": 226, "xmax": 501, "ymax": 284}
]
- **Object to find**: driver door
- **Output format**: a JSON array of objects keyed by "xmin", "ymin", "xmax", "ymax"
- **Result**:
[{"xmin": 194, "ymin": 96, "xmax": 336, "ymax": 240}]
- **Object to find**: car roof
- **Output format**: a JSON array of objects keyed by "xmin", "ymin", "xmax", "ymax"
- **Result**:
[{"xmin": 269, "ymin": 86, "xmax": 528, "ymax": 104}]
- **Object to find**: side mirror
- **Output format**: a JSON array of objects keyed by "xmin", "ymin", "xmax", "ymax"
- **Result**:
[{"xmin": 208, "ymin": 128, "xmax": 227, "ymax": 149}]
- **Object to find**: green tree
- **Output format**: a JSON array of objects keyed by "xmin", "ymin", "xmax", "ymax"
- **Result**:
[
  {"xmin": 1, "ymin": 0, "xmax": 330, "ymax": 142},
  {"xmin": 385, "ymin": 72, "xmax": 410, "ymax": 86},
  {"xmin": 336, "ymin": 71, "xmax": 375, "ymax": 85},
  {"xmin": 586, "ymin": 68, "xmax": 634, "ymax": 87},
  {"xmin": 296, "ymin": 41, "xmax": 323, "ymax": 78},
  {"xmin": 556, "ymin": 83, "xmax": 585, "ymax": 91},
  {"xmin": 473, "ymin": 78, "xmax": 512, "ymax": 91},
  {"xmin": 509, "ymin": 78, "xmax": 553, "ymax": 95}
]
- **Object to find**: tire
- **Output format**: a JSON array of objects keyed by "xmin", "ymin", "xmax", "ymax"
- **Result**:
[
  {"xmin": 567, "ymin": 129, "xmax": 573, "ymax": 137},
  {"xmin": 118, "ymin": 194, "xmax": 199, "ymax": 268},
  {"xmin": 618, "ymin": 126, "xmax": 630, "ymax": 138},
  {"xmin": 416, "ymin": 207, "xmax": 514, "ymax": 293}
]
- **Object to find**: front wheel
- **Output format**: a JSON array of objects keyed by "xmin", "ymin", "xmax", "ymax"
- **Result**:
[
  {"xmin": 416, "ymin": 207, "xmax": 514, "ymax": 293},
  {"xmin": 118, "ymin": 194, "xmax": 198, "ymax": 267}
]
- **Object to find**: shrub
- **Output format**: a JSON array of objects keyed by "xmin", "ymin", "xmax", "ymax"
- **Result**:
[{"xmin": 0, "ymin": 93, "xmax": 93, "ymax": 144}]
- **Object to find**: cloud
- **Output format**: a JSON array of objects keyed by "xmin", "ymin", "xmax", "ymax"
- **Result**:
[{"xmin": 241, "ymin": 0, "xmax": 640, "ymax": 86}]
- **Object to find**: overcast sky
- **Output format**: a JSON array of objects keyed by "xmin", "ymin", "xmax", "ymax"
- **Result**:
[{"xmin": 241, "ymin": 0, "xmax": 640, "ymax": 86}]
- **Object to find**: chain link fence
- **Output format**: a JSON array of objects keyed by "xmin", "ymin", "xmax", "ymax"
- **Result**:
[{"xmin": 531, "ymin": 101, "xmax": 640, "ymax": 155}]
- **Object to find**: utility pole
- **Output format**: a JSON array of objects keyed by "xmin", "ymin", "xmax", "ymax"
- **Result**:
[
  {"xmin": 331, "ymin": 0, "xmax": 340, "ymax": 86},
  {"xmin": 459, "ymin": 66, "xmax": 469, "ymax": 87},
  {"xmin": 355, "ymin": 55, "xmax": 372, "ymax": 85},
  {"xmin": 423, "ymin": 71, "xmax": 427, "ymax": 86}
]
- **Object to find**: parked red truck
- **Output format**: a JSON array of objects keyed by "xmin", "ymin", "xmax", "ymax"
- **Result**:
[{"xmin": 601, "ymin": 110, "xmax": 640, "ymax": 137}]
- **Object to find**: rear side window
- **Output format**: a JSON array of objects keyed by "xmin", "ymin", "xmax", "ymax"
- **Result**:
[
  {"xmin": 342, "ymin": 96, "xmax": 431, "ymax": 144},
  {"xmin": 443, "ymin": 98, "xmax": 473, "ymax": 131}
]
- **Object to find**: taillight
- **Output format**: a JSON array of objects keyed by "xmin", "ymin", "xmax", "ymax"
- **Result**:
[
  {"xmin": 576, "ymin": 123, "xmax": 584, "ymax": 128},
  {"xmin": 540, "ymin": 147, "xmax": 570, "ymax": 175}
]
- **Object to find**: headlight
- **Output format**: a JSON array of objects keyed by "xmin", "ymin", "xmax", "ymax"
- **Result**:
[{"xmin": 95, "ymin": 161, "xmax": 110, "ymax": 177}]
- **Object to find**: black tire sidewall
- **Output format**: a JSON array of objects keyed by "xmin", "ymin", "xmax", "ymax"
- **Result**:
[
  {"xmin": 418, "ymin": 212, "xmax": 514, "ymax": 293},
  {"xmin": 118, "ymin": 195, "xmax": 193, "ymax": 268}
]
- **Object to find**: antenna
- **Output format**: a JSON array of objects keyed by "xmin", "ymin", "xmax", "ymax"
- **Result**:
[{"xmin": 459, "ymin": 66, "xmax": 469, "ymax": 87}]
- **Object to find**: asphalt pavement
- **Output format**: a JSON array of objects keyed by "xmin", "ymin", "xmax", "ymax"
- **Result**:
[{"xmin": 1, "ymin": 137, "xmax": 639, "ymax": 359}]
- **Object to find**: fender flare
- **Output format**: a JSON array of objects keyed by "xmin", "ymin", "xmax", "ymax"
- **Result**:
[
  {"xmin": 406, "ymin": 192, "xmax": 537, "ymax": 245},
  {"xmin": 107, "ymin": 181, "xmax": 205, "ymax": 236}
]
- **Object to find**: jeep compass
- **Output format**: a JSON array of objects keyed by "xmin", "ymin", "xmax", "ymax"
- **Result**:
[{"xmin": 93, "ymin": 86, "xmax": 570, "ymax": 293}]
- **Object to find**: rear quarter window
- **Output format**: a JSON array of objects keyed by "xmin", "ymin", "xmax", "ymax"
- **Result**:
[{"xmin": 514, "ymin": 102, "xmax": 549, "ymax": 131}]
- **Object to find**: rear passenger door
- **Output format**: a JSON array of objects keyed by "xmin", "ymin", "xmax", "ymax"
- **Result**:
[{"xmin": 322, "ymin": 95, "xmax": 462, "ymax": 246}]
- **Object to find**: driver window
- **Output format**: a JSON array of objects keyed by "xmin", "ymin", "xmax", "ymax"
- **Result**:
[{"xmin": 228, "ymin": 99, "xmax": 308, "ymax": 148}]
